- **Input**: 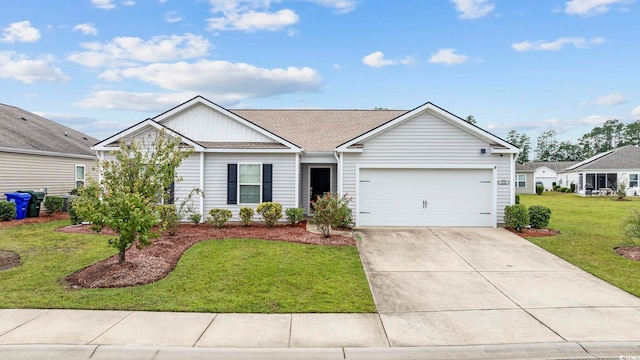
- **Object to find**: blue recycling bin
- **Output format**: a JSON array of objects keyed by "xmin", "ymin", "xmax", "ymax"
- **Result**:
[{"xmin": 5, "ymin": 192, "xmax": 31, "ymax": 220}]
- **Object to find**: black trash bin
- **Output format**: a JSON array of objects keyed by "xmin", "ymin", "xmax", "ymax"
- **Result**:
[{"xmin": 17, "ymin": 190, "xmax": 46, "ymax": 217}]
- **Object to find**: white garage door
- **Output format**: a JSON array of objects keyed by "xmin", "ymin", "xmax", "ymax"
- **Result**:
[{"xmin": 358, "ymin": 168, "xmax": 494, "ymax": 227}]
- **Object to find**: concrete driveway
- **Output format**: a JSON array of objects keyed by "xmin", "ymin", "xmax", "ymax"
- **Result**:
[{"xmin": 356, "ymin": 227, "xmax": 640, "ymax": 347}]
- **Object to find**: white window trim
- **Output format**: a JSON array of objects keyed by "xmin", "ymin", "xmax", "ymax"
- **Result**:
[
  {"xmin": 75, "ymin": 164, "xmax": 86, "ymax": 188},
  {"xmin": 238, "ymin": 163, "xmax": 262, "ymax": 205},
  {"xmin": 630, "ymin": 173, "xmax": 639, "ymax": 188},
  {"xmin": 516, "ymin": 174, "xmax": 526, "ymax": 188}
]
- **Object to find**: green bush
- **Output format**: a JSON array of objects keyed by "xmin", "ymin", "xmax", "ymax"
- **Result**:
[
  {"xmin": 529, "ymin": 205, "xmax": 551, "ymax": 229},
  {"xmin": 68, "ymin": 197, "xmax": 82, "ymax": 225},
  {"xmin": 239, "ymin": 207, "xmax": 255, "ymax": 226},
  {"xmin": 623, "ymin": 209, "xmax": 640, "ymax": 246},
  {"xmin": 208, "ymin": 208, "xmax": 232, "ymax": 228},
  {"xmin": 285, "ymin": 207, "xmax": 304, "ymax": 225},
  {"xmin": 312, "ymin": 193, "xmax": 352, "ymax": 237},
  {"xmin": 504, "ymin": 204, "xmax": 529, "ymax": 232},
  {"xmin": 0, "ymin": 201, "xmax": 16, "ymax": 221},
  {"xmin": 515, "ymin": 194, "xmax": 520, "ymax": 204},
  {"xmin": 43, "ymin": 196, "xmax": 63, "ymax": 215},
  {"xmin": 570, "ymin": 183, "xmax": 576, "ymax": 193},
  {"xmin": 256, "ymin": 202, "xmax": 283, "ymax": 227},
  {"xmin": 188, "ymin": 212, "xmax": 202, "ymax": 225},
  {"xmin": 559, "ymin": 187, "xmax": 568, "ymax": 193},
  {"xmin": 535, "ymin": 185, "xmax": 544, "ymax": 195},
  {"xmin": 333, "ymin": 201, "xmax": 353, "ymax": 228},
  {"xmin": 157, "ymin": 204, "xmax": 180, "ymax": 236}
]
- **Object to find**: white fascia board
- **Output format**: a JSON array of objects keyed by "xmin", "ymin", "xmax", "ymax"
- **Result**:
[
  {"xmin": 0, "ymin": 147, "xmax": 95, "ymax": 160},
  {"xmin": 203, "ymin": 148, "xmax": 302, "ymax": 153},
  {"xmin": 92, "ymin": 119, "xmax": 204, "ymax": 152},
  {"xmin": 300, "ymin": 152, "xmax": 338, "ymax": 163},
  {"xmin": 153, "ymin": 96, "xmax": 302, "ymax": 152},
  {"xmin": 336, "ymin": 103, "xmax": 518, "ymax": 153}
]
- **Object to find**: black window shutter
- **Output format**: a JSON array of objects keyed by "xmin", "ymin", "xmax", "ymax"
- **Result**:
[
  {"xmin": 227, "ymin": 164, "xmax": 237, "ymax": 204},
  {"xmin": 263, "ymin": 164, "xmax": 273, "ymax": 202}
]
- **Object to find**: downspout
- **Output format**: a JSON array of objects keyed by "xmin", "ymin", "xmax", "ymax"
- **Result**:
[
  {"xmin": 294, "ymin": 153, "xmax": 300, "ymax": 208},
  {"xmin": 199, "ymin": 151, "xmax": 205, "ymax": 223}
]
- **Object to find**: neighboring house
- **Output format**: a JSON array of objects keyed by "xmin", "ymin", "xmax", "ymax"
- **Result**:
[
  {"xmin": 515, "ymin": 161, "xmax": 578, "ymax": 192},
  {"xmin": 0, "ymin": 103, "xmax": 98, "ymax": 199},
  {"xmin": 93, "ymin": 96, "xmax": 519, "ymax": 227},
  {"xmin": 514, "ymin": 164, "xmax": 535, "ymax": 195},
  {"xmin": 560, "ymin": 145, "xmax": 640, "ymax": 196}
]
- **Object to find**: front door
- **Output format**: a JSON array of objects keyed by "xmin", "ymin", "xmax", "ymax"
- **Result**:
[{"xmin": 310, "ymin": 168, "xmax": 331, "ymax": 209}]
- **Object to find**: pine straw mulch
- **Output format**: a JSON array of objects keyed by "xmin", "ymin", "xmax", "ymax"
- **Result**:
[{"xmin": 57, "ymin": 221, "xmax": 354, "ymax": 289}]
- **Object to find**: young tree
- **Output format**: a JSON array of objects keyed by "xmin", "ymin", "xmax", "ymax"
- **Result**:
[
  {"xmin": 505, "ymin": 130, "xmax": 531, "ymax": 163},
  {"xmin": 465, "ymin": 115, "xmax": 477, "ymax": 125},
  {"xmin": 73, "ymin": 130, "xmax": 192, "ymax": 263}
]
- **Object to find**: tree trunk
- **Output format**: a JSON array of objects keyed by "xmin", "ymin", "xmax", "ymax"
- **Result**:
[{"xmin": 118, "ymin": 250, "xmax": 126, "ymax": 264}]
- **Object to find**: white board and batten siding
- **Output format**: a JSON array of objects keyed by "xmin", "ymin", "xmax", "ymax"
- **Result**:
[
  {"xmin": 203, "ymin": 153, "xmax": 297, "ymax": 221},
  {"xmin": 341, "ymin": 111, "xmax": 513, "ymax": 227},
  {"xmin": 162, "ymin": 103, "xmax": 274, "ymax": 143},
  {"xmin": 0, "ymin": 152, "xmax": 95, "ymax": 198}
]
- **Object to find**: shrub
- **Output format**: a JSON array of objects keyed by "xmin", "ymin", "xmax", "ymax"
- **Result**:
[
  {"xmin": 559, "ymin": 187, "xmax": 568, "ymax": 193},
  {"xmin": 535, "ymin": 185, "xmax": 544, "ymax": 195},
  {"xmin": 208, "ymin": 208, "xmax": 232, "ymax": 228},
  {"xmin": 616, "ymin": 181, "xmax": 628, "ymax": 200},
  {"xmin": 312, "ymin": 193, "xmax": 352, "ymax": 237},
  {"xmin": 188, "ymin": 212, "xmax": 202, "ymax": 225},
  {"xmin": 529, "ymin": 205, "xmax": 551, "ymax": 229},
  {"xmin": 515, "ymin": 194, "xmax": 520, "ymax": 204},
  {"xmin": 570, "ymin": 183, "xmax": 576, "ymax": 193},
  {"xmin": 68, "ymin": 197, "xmax": 82, "ymax": 225},
  {"xmin": 157, "ymin": 204, "xmax": 180, "ymax": 236},
  {"xmin": 285, "ymin": 207, "xmax": 304, "ymax": 225},
  {"xmin": 256, "ymin": 202, "xmax": 283, "ymax": 227},
  {"xmin": 552, "ymin": 181, "xmax": 557, "ymax": 188},
  {"xmin": 43, "ymin": 196, "xmax": 63, "ymax": 215},
  {"xmin": 0, "ymin": 201, "xmax": 16, "ymax": 221},
  {"xmin": 623, "ymin": 209, "xmax": 640, "ymax": 246},
  {"xmin": 333, "ymin": 202, "xmax": 353, "ymax": 228},
  {"xmin": 239, "ymin": 207, "xmax": 255, "ymax": 226},
  {"xmin": 504, "ymin": 204, "xmax": 529, "ymax": 232}
]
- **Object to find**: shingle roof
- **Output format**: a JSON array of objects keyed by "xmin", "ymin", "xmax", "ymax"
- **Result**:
[
  {"xmin": 0, "ymin": 103, "xmax": 98, "ymax": 157},
  {"xmin": 569, "ymin": 145, "xmax": 640, "ymax": 170},
  {"xmin": 517, "ymin": 161, "xmax": 578, "ymax": 172},
  {"xmin": 230, "ymin": 109, "xmax": 408, "ymax": 152}
]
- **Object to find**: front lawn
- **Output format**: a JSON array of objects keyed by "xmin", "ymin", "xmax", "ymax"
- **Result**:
[
  {"xmin": 520, "ymin": 192, "xmax": 640, "ymax": 297},
  {"xmin": 0, "ymin": 221, "xmax": 375, "ymax": 313}
]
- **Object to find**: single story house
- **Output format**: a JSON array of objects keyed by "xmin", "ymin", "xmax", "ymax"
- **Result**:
[
  {"xmin": 0, "ymin": 103, "xmax": 98, "ymax": 199},
  {"xmin": 560, "ymin": 145, "xmax": 640, "ymax": 196},
  {"xmin": 515, "ymin": 161, "xmax": 578, "ymax": 193},
  {"xmin": 93, "ymin": 96, "xmax": 519, "ymax": 227}
]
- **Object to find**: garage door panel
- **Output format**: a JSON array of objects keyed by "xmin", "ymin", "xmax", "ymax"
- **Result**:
[{"xmin": 359, "ymin": 168, "xmax": 493, "ymax": 227}]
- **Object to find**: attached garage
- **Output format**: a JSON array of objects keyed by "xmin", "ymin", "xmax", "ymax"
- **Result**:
[{"xmin": 357, "ymin": 168, "xmax": 495, "ymax": 227}]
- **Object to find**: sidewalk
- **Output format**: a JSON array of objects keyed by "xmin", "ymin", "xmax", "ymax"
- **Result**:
[{"xmin": 1, "ymin": 309, "xmax": 639, "ymax": 359}]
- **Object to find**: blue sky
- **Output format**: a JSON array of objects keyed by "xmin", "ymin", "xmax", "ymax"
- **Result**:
[{"xmin": 1, "ymin": 0, "xmax": 638, "ymax": 142}]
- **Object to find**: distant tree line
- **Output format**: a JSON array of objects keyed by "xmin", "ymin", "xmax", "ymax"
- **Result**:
[{"xmin": 504, "ymin": 119, "xmax": 640, "ymax": 163}]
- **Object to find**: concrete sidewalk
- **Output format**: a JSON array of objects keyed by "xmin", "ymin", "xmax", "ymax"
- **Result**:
[{"xmin": 1, "ymin": 309, "xmax": 640, "ymax": 359}]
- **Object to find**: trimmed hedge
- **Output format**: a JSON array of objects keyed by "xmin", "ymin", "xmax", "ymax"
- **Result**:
[
  {"xmin": 504, "ymin": 204, "xmax": 529, "ymax": 232},
  {"xmin": 529, "ymin": 205, "xmax": 551, "ymax": 229},
  {"xmin": 0, "ymin": 201, "xmax": 16, "ymax": 221}
]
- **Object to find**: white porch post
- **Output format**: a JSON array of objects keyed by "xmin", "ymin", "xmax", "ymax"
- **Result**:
[
  {"xmin": 294, "ymin": 153, "xmax": 300, "ymax": 208},
  {"xmin": 199, "ymin": 151, "xmax": 205, "ymax": 222}
]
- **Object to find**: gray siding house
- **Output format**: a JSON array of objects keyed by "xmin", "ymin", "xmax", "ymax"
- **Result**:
[
  {"xmin": 94, "ymin": 96, "xmax": 519, "ymax": 227},
  {"xmin": 0, "ymin": 103, "xmax": 98, "ymax": 199}
]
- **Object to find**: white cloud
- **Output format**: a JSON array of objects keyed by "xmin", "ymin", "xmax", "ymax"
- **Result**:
[
  {"xmin": 67, "ymin": 33, "xmax": 210, "ymax": 68},
  {"xmin": 208, "ymin": 8, "xmax": 299, "ymax": 32},
  {"xmin": 429, "ymin": 48, "xmax": 469, "ymax": 65},
  {"xmin": 450, "ymin": 0, "xmax": 495, "ymax": 19},
  {"xmin": 362, "ymin": 51, "xmax": 414, "ymax": 68},
  {"xmin": 582, "ymin": 93, "xmax": 628, "ymax": 106},
  {"xmin": 164, "ymin": 11, "xmax": 184, "ymax": 23},
  {"xmin": 306, "ymin": 0, "xmax": 358, "ymax": 13},
  {"xmin": 91, "ymin": 0, "xmax": 116, "ymax": 9},
  {"xmin": 75, "ymin": 91, "xmax": 201, "ymax": 112},
  {"xmin": 97, "ymin": 60, "xmax": 322, "ymax": 99},
  {"xmin": 487, "ymin": 114, "xmax": 612, "ymax": 137},
  {"xmin": 565, "ymin": 0, "xmax": 634, "ymax": 16},
  {"xmin": 512, "ymin": 37, "xmax": 604, "ymax": 51},
  {"xmin": 0, "ymin": 51, "xmax": 70, "ymax": 83},
  {"xmin": 1, "ymin": 21, "xmax": 41, "ymax": 43},
  {"xmin": 122, "ymin": 0, "xmax": 135, "ymax": 5},
  {"xmin": 632, "ymin": 106, "xmax": 640, "ymax": 117},
  {"xmin": 73, "ymin": 23, "xmax": 98, "ymax": 35}
]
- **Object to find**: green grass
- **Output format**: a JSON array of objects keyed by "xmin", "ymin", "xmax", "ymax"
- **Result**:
[
  {"xmin": 520, "ymin": 192, "xmax": 640, "ymax": 297},
  {"xmin": 0, "ymin": 221, "xmax": 375, "ymax": 313}
]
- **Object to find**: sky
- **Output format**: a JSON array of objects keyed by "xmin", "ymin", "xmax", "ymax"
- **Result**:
[{"xmin": 0, "ymin": 0, "xmax": 639, "ymax": 143}]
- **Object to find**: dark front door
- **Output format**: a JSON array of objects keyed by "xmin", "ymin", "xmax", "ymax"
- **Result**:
[{"xmin": 310, "ymin": 168, "xmax": 331, "ymax": 209}]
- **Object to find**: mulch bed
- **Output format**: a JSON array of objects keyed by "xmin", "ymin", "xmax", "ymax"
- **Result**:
[
  {"xmin": 505, "ymin": 227, "xmax": 561, "ymax": 237},
  {"xmin": 58, "ymin": 221, "xmax": 354, "ymax": 289},
  {"xmin": 0, "ymin": 212, "xmax": 69, "ymax": 230},
  {"xmin": 0, "ymin": 250, "xmax": 20, "ymax": 270},
  {"xmin": 614, "ymin": 246, "xmax": 640, "ymax": 261}
]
